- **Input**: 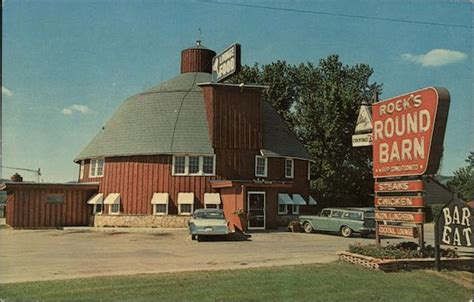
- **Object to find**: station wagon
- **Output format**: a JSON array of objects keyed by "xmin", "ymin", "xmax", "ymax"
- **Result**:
[{"xmin": 299, "ymin": 207, "xmax": 375, "ymax": 237}]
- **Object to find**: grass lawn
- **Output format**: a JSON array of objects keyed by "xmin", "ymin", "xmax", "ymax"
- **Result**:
[{"xmin": 0, "ymin": 262, "xmax": 471, "ymax": 301}]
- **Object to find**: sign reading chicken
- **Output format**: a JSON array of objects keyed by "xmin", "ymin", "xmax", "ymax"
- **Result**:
[{"xmin": 372, "ymin": 87, "xmax": 450, "ymax": 178}]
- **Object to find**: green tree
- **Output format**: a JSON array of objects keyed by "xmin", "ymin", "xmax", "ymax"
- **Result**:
[
  {"xmin": 447, "ymin": 152, "xmax": 474, "ymax": 201},
  {"xmin": 229, "ymin": 56, "xmax": 381, "ymax": 206}
]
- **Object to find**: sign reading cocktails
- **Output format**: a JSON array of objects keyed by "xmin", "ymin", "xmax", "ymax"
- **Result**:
[{"xmin": 372, "ymin": 87, "xmax": 450, "ymax": 178}]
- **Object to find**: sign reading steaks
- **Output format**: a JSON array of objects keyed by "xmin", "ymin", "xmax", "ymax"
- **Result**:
[
  {"xmin": 374, "ymin": 180, "xmax": 424, "ymax": 192},
  {"xmin": 372, "ymin": 87, "xmax": 450, "ymax": 178}
]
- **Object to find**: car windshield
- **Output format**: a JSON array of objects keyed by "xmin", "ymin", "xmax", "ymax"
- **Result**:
[{"xmin": 193, "ymin": 211, "xmax": 225, "ymax": 219}]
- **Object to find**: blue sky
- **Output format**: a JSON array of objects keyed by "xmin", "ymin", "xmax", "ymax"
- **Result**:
[{"xmin": 2, "ymin": 0, "xmax": 472, "ymax": 182}]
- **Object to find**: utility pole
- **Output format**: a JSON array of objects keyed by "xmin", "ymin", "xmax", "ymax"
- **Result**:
[{"xmin": 0, "ymin": 166, "xmax": 42, "ymax": 182}]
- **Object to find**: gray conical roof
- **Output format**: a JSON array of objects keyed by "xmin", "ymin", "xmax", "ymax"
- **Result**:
[
  {"xmin": 76, "ymin": 72, "xmax": 312, "ymax": 162},
  {"xmin": 75, "ymin": 72, "xmax": 214, "ymax": 161}
]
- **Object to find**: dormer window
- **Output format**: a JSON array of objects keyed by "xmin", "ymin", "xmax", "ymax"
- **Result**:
[
  {"xmin": 255, "ymin": 156, "xmax": 267, "ymax": 177},
  {"xmin": 89, "ymin": 158, "xmax": 105, "ymax": 178}
]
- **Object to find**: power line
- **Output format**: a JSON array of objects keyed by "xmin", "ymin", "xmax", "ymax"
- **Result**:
[{"xmin": 198, "ymin": 0, "xmax": 472, "ymax": 29}]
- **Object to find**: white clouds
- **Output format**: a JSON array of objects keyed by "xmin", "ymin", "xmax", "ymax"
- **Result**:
[
  {"xmin": 401, "ymin": 49, "xmax": 467, "ymax": 67},
  {"xmin": 62, "ymin": 104, "xmax": 92, "ymax": 115},
  {"xmin": 2, "ymin": 85, "xmax": 13, "ymax": 97}
]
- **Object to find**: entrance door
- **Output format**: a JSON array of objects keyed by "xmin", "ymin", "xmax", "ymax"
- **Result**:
[{"xmin": 247, "ymin": 192, "xmax": 265, "ymax": 230}]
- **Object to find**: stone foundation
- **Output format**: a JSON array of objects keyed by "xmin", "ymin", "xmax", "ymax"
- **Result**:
[{"xmin": 93, "ymin": 214, "xmax": 190, "ymax": 228}]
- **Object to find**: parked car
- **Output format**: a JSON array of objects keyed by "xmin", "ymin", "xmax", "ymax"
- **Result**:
[
  {"xmin": 299, "ymin": 207, "xmax": 375, "ymax": 237},
  {"xmin": 188, "ymin": 209, "xmax": 232, "ymax": 241}
]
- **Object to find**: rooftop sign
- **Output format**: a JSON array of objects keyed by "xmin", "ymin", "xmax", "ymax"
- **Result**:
[
  {"xmin": 212, "ymin": 43, "xmax": 241, "ymax": 82},
  {"xmin": 372, "ymin": 87, "xmax": 450, "ymax": 178}
]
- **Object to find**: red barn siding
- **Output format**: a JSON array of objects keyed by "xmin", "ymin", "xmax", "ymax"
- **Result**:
[
  {"xmin": 203, "ymin": 86, "xmax": 263, "ymax": 151},
  {"xmin": 82, "ymin": 156, "xmax": 217, "ymax": 215},
  {"xmin": 4, "ymin": 185, "xmax": 97, "ymax": 228}
]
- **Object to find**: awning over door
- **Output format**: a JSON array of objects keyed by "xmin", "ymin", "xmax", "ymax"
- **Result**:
[
  {"xmin": 204, "ymin": 193, "xmax": 221, "ymax": 205},
  {"xmin": 151, "ymin": 193, "xmax": 169, "ymax": 204},
  {"xmin": 103, "ymin": 193, "xmax": 121, "ymax": 205},
  {"xmin": 292, "ymin": 194, "xmax": 307, "ymax": 205},
  {"xmin": 178, "ymin": 192, "xmax": 194, "ymax": 204},
  {"xmin": 308, "ymin": 196, "xmax": 318, "ymax": 205},
  {"xmin": 87, "ymin": 193, "xmax": 103, "ymax": 205},
  {"xmin": 278, "ymin": 193, "xmax": 293, "ymax": 205}
]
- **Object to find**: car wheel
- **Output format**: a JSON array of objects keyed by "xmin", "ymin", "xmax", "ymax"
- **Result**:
[
  {"xmin": 191, "ymin": 235, "xmax": 197, "ymax": 240},
  {"xmin": 303, "ymin": 222, "xmax": 313, "ymax": 233},
  {"xmin": 340, "ymin": 226, "xmax": 353, "ymax": 238},
  {"xmin": 197, "ymin": 235, "xmax": 203, "ymax": 242}
]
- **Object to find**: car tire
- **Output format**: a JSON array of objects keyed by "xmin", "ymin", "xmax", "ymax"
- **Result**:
[
  {"xmin": 191, "ymin": 235, "xmax": 197, "ymax": 240},
  {"xmin": 197, "ymin": 235, "xmax": 203, "ymax": 242},
  {"xmin": 303, "ymin": 222, "xmax": 313, "ymax": 233},
  {"xmin": 340, "ymin": 226, "xmax": 353, "ymax": 238}
]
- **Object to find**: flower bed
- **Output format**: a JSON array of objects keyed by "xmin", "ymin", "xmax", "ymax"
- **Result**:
[
  {"xmin": 348, "ymin": 242, "xmax": 458, "ymax": 259},
  {"xmin": 338, "ymin": 251, "xmax": 474, "ymax": 272},
  {"xmin": 339, "ymin": 242, "xmax": 473, "ymax": 272}
]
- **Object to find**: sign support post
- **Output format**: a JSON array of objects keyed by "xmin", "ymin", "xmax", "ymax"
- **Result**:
[{"xmin": 434, "ymin": 218, "xmax": 441, "ymax": 271}]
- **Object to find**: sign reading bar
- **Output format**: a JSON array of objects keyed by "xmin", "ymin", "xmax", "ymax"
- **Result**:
[
  {"xmin": 378, "ymin": 225, "xmax": 419, "ymax": 238},
  {"xmin": 375, "ymin": 196, "xmax": 424, "ymax": 208},
  {"xmin": 212, "ymin": 43, "xmax": 241, "ymax": 82},
  {"xmin": 352, "ymin": 133, "xmax": 373, "ymax": 147},
  {"xmin": 372, "ymin": 87, "xmax": 450, "ymax": 178},
  {"xmin": 437, "ymin": 200, "xmax": 473, "ymax": 247},
  {"xmin": 375, "ymin": 211, "xmax": 425, "ymax": 223}
]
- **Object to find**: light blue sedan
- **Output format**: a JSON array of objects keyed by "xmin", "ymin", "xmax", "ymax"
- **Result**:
[{"xmin": 188, "ymin": 209, "xmax": 231, "ymax": 241}]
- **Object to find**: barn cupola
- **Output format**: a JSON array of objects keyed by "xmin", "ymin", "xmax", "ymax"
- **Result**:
[{"xmin": 180, "ymin": 40, "xmax": 216, "ymax": 74}]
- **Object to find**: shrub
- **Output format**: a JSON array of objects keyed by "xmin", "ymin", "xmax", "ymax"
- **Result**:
[{"xmin": 348, "ymin": 242, "xmax": 458, "ymax": 259}]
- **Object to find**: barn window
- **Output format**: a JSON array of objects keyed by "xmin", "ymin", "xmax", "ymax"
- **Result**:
[
  {"xmin": 47, "ymin": 194, "xmax": 64, "ymax": 204},
  {"xmin": 188, "ymin": 156, "xmax": 200, "ymax": 174},
  {"xmin": 89, "ymin": 158, "xmax": 105, "ymax": 177},
  {"xmin": 204, "ymin": 193, "xmax": 221, "ymax": 209},
  {"xmin": 110, "ymin": 204, "xmax": 120, "ymax": 214},
  {"xmin": 277, "ymin": 193, "xmax": 292, "ymax": 215},
  {"xmin": 292, "ymin": 205, "xmax": 300, "ymax": 215},
  {"xmin": 278, "ymin": 204, "xmax": 287, "ymax": 215},
  {"xmin": 94, "ymin": 204, "xmax": 103, "ymax": 214},
  {"xmin": 202, "ymin": 156, "xmax": 215, "ymax": 175},
  {"xmin": 87, "ymin": 193, "xmax": 103, "ymax": 214},
  {"xmin": 285, "ymin": 158, "xmax": 294, "ymax": 178},
  {"xmin": 104, "ymin": 193, "xmax": 121, "ymax": 215},
  {"xmin": 173, "ymin": 156, "xmax": 186, "ymax": 175},
  {"xmin": 172, "ymin": 155, "xmax": 215, "ymax": 176},
  {"xmin": 255, "ymin": 156, "xmax": 267, "ymax": 177},
  {"xmin": 79, "ymin": 160, "xmax": 85, "ymax": 179},
  {"xmin": 178, "ymin": 193, "xmax": 194, "ymax": 215},
  {"xmin": 151, "ymin": 193, "xmax": 169, "ymax": 215}
]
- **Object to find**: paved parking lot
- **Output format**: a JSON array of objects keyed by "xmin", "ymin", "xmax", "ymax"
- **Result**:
[{"xmin": 0, "ymin": 223, "xmax": 435, "ymax": 284}]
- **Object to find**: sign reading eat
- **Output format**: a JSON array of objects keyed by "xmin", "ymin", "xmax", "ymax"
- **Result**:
[{"xmin": 372, "ymin": 87, "xmax": 450, "ymax": 178}]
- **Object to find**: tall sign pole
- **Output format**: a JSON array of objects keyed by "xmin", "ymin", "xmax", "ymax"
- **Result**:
[{"xmin": 354, "ymin": 87, "xmax": 450, "ymax": 248}]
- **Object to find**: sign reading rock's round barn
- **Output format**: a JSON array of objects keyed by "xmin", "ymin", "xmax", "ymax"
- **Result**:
[{"xmin": 372, "ymin": 87, "xmax": 450, "ymax": 178}]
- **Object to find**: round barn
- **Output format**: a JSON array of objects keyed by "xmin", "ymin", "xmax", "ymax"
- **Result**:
[{"xmin": 75, "ymin": 42, "xmax": 316, "ymax": 231}]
